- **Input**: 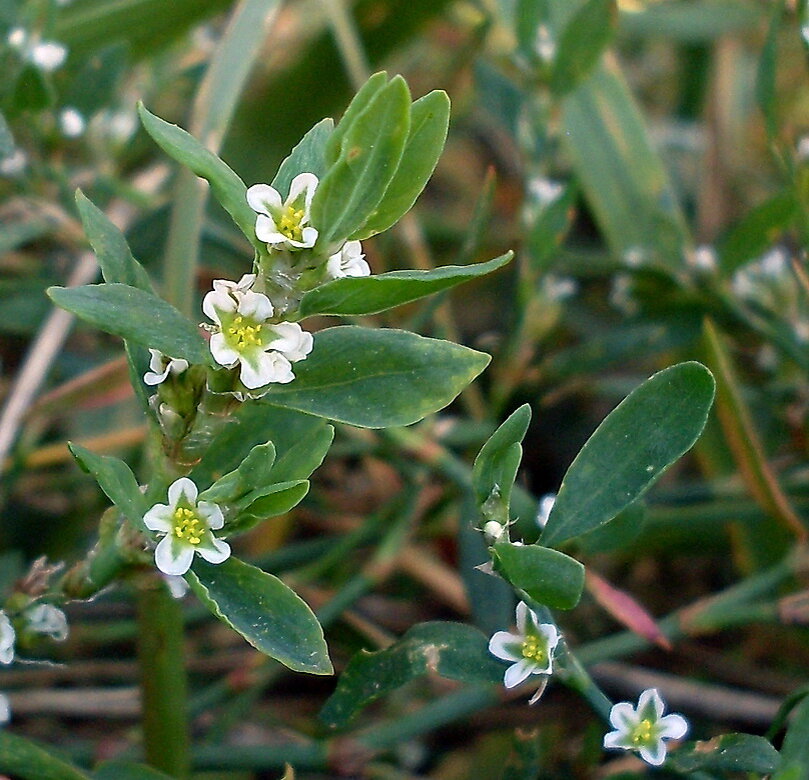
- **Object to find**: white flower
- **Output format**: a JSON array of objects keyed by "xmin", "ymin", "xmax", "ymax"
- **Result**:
[
  {"xmin": 327, "ymin": 240, "xmax": 370, "ymax": 279},
  {"xmin": 0, "ymin": 692, "xmax": 9, "ymax": 726},
  {"xmin": 0, "ymin": 612, "xmax": 15, "ymax": 665},
  {"xmin": 143, "ymin": 349, "xmax": 189, "ymax": 386},
  {"xmin": 488, "ymin": 602, "xmax": 560, "ymax": 701},
  {"xmin": 542, "ymin": 276, "xmax": 577, "ymax": 302},
  {"xmin": 798, "ymin": 135, "xmax": 809, "ymax": 162},
  {"xmin": 59, "ymin": 107, "xmax": 86, "ymax": 138},
  {"xmin": 203, "ymin": 275, "xmax": 311, "ymax": 389},
  {"xmin": 29, "ymin": 40, "xmax": 67, "ymax": 72},
  {"xmin": 688, "ymin": 244, "xmax": 717, "ymax": 272},
  {"xmin": 536, "ymin": 493, "xmax": 556, "ymax": 529},
  {"xmin": 483, "ymin": 520, "xmax": 507, "ymax": 543},
  {"xmin": 143, "ymin": 477, "xmax": 230, "ymax": 576},
  {"xmin": 7, "ymin": 27, "xmax": 27, "ymax": 49},
  {"xmin": 25, "ymin": 604, "xmax": 68, "ymax": 641},
  {"xmin": 247, "ymin": 173, "xmax": 319, "ymax": 250},
  {"xmin": 528, "ymin": 177, "xmax": 563, "ymax": 207},
  {"xmin": 0, "ymin": 148, "xmax": 27, "ymax": 178},
  {"xmin": 623, "ymin": 247, "xmax": 646, "ymax": 268},
  {"xmin": 603, "ymin": 688, "xmax": 688, "ymax": 766},
  {"xmin": 534, "ymin": 24, "xmax": 556, "ymax": 61}
]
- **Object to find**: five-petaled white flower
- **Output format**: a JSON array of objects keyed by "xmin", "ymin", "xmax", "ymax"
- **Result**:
[
  {"xmin": 0, "ymin": 692, "xmax": 9, "ymax": 726},
  {"xmin": 25, "ymin": 604, "xmax": 69, "ymax": 642},
  {"xmin": 203, "ymin": 274, "xmax": 312, "ymax": 389},
  {"xmin": 246, "ymin": 173, "xmax": 319, "ymax": 250},
  {"xmin": 327, "ymin": 240, "xmax": 370, "ymax": 279},
  {"xmin": 144, "ymin": 349, "xmax": 189, "ymax": 386},
  {"xmin": 488, "ymin": 602, "xmax": 560, "ymax": 701},
  {"xmin": 143, "ymin": 477, "xmax": 230, "ymax": 576},
  {"xmin": 603, "ymin": 688, "xmax": 688, "ymax": 766},
  {"xmin": 0, "ymin": 612, "xmax": 15, "ymax": 665}
]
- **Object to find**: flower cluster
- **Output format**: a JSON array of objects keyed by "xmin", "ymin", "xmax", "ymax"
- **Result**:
[{"xmin": 1, "ymin": 604, "xmax": 69, "ymax": 667}]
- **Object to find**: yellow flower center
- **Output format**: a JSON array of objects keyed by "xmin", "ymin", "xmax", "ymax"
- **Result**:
[
  {"xmin": 172, "ymin": 506, "xmax": 204, "ymax": 545},
  {"xmin": 278, "ymin": 204, "xmax": 305, "ymax": 242},
  {"xmin": 632, "ymin": 718, "xmax": 655, "ymax": 745},
  {"xmin": 227, "ymin": 315, "xmax": 263, "ymax": 350},
  {"xmin": 521, "ymin": 635, "xmax": 546, "ymax": 663}
]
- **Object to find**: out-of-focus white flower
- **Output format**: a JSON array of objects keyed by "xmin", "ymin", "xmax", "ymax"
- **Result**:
[
  {"xmin": 536, "ymin": 493, "xmax": 556, "ymax": 529},
  {"xmin": 203, "ymin": 275, "xmax": 312, "ymax": 389},
  {"xmin": 0, "ymin": 148, "xmax": 28, "ymax": 178},
  {"xmin": 609, "ymin": 274, "xmax": 638, "ymax": 315},
  {"xmin": 7, "ymin": 27, "xmax": 27, "ymax": 49},
  {"xmin": 688, "ymin": 245, "xmax": 717, "ymax": 272},
  {"xmin": 143, "ymin": 349, "xmax": 189, "ymax": 386},
  {"xmin": 534, "ymin": 24, "xmax": 556, "ymax": 61},
  {"xmin": 488, "ymin": 602, "xmax": 560, "ymax": 703},
  {"xmin": 797, "ymin": 135, "xmax": 809, "ymax": 162},
  {"xmin": 25, "ymin": 604, "xmax": 68, "ymax": 642},
  {"xmin": 603, "ymin": 688, "xmax": 688, "ymax": 766},
  {"xmin": 623, "ymin": 247, "xmax": 646, "ymax": 268},
  {"xmin": 0, "ymin": 612, "xmax": 15, "ymax": 665},
  {"xmin": 163, "ymin": 575, "xmax": 189, "ymax": 599},
  {"xmin": 143, "ymin": 477, "xmax": 230, "ymax": 576},
  {"xmin": 327, "ymin": 240, "xmax": 370, "ymax": 279},
  {"xmin": 104, "ymin": 110, "xmax": 138, "ymax": 144},
  {"xmin": 59, "ymin": 107, "xmax": 85, "ymax": 138},
  {"xmin": 528, "ymin": 177, "xmax": 563, "ymax": 207},
  {"xmin": 29, "ymin": 40, "xmax": 67, "ymax": 72},
  {"xmin": 246, "ymin": 173, "xmax": 319, "ymax": 250},
  {"xmin": 795, "ymin": 321, "xmax": 809, "ymax": 343},
  {"xmin": 0, "ymin": 692, "xmax": 9, "ymax": 726},
  {"xmin": 542, "ymin": 276, "xmax": 577, "ymax": 302},
  {"xmin": 761, "ymin": 246, "xmax": 789, "ymax": 276}
]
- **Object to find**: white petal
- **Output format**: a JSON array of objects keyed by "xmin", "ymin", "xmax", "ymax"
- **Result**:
[
  {"xmin": 538, "ymin": 623, "xmax": 560, "ymax": 654},
  {"xmin": 287, "ymin": 172, "xmax": 318, "ymax": 210},
  {"xmin": 0, "ymin": 613, "xmax": 15, "ymax": 665},
  {"xmin": 515, "ymin": 601, "xmax": 530, "ymax": 634},
  {"xmin": 202, "ymin": 288, "xmax": 235, "ymax": 323},
  {"xmin": 638, "ymin": 688, "xmax": 665, "ymax": 721},
  {"xmin": 488, "ymin": 631, "xmax": 523, "ymax": 662},
  {"xmin": 603, "ymin": 730, "xmax": 633, "ymax": 750},
  {"xmin": 143, "ymin": 504, "xmax": 173, "ymax": 533},
  {"xmin": 233, "ymin": 273, "xmax": 257, "ymax": 292},
  {"xmin": 209, "ymin": 333, "xmax": 240, "ymax": 368},
  {"xmin": 639, "ymin": 740, "xmax": 667, "ymax": 766},
  {"xmin": 163, "ymin": 575, "xmax": 189, "ymax": 599},
  {"xmin": 503, "ymin": 658, "xmax": 535, "ymax": 688},
  {"xmin": 197, "ymin": 537, "xmax": 231, "ymax": 565},
  {"xmin": 168, "ymin": 477, "xmax": 198, "ymax": 507},
  {"xmin": 298, "ymin": 226, "xmax": 318, "ymax": 248},
  {"xmin": 0, "ymin": 692, "xmax": 9, "ymax": 724},
  {"xmin": 26, "ymin": 605, "xmax": 69, "ymax": 641},
  {"xmin": 246, "ymin": 183, "xmax": 282, "ymax": 215},
  {"xmin": 197, "ymin": 501, "xmax": 224, "ymax": 530},
  {"xmin": 267, "ymin": 322, "xmax": 313, "ymax": 362},
  {"xmin": 154, "ymin": 536, "xmax": 194, "ymax": 576},
  {"xmin": 255, "ymin": 215, "xmax": 284, "ymax": 244},
  {"xmin": 168, "ymin": 357, "xmax": 189, "ymax": 375},
  {"xmin": 659, "ymin": 713, "xmax": 688, "ymax": 740},
  {"xmin": 240, "ymin": 351, "xmax": 293, "ymax": 388},
  {"xmin": 143, "ymin": 367, "xmax": 171, "ymax": 386},
  {"xmin": 609, "ymin": 701, "xmax": 638, "ymax": 731},
  {"xmin": 237, "ymin": 290, "xmax": 273, "ymax": 321}
]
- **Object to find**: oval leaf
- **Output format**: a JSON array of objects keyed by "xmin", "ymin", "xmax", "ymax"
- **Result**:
[
  {"xmin": 669, "ymin": 734, "xmax": 781, "ymax": 775},
  {"xmin": 541, "ymin": 362, "xmax": 715, "ymax": 547},
  {"xmin": 261, "ymin": 326, "xmax": 490, "ymax": 428},
  {"xmin": 189, "ymin": 557, "xmax": 332, "ymax": 675}
]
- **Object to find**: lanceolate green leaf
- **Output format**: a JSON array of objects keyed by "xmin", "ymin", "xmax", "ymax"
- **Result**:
[
  {"xmin": 357, "ymin": 90, "xmax": 451, "ymax": 238},
  {"xmin": 775, "ymin": 695, "xmax": 809, "ymax": 779},
  {"xmin": 272, "ymin": 118, "xmax": 334, "ymax": 196},
  {"xmin": 260, "ymin": 326, "xmax": 490, "ymax": 428},
  {"xmin": 189, "ymin": 557, "xmax": 332, "ymax": 674},
  {"xmin": 227, "ymin": 481, "xmax": 310, "ymax": 536},
  {"xmin": 47, "ymin": 283, "xmax": 211, "ymax": 366},
  {"xmin": 299, "ymin": 253, "xmax": 512, "ymax": 317},
  {"xmin": 137, "ymin": 104, "xmax": 258, "ymax": 250},
  {"xmin": 0, "ymin": 732, "xmax": 91, "ymax": 780},
  {"xmin": 492, "ymin": 542, "xmax": 585, "ymax": 609},
  {"xmin": 541, "ymin": 362, "xmax": 715, "ymax": 547},
  {"xmin": 312, "ymin": 77, "xmax": 411, "ymax": 247},
  {"xmin": 319, "ymin": 622, "xmax": 503, "ymax": 727},
  {"xmin": 669, "ymin": 734, "xmax": 781, "ymax": 775}
]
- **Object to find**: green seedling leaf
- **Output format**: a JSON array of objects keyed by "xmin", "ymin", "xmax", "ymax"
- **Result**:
[
  {"xmin": 47, "ymin": 283, "xmax": 210, "ymax": 366},
  {"xmin": 68, "ymin": 443, "xmax": 147, "ymax": 530},
  {"xmin": 226, "ymin": 481, "xmax": 310, "ymax": 536},
  {"xmin": 357, "ymin": 89, "xmax": 451, "ymax": 237},
  {"xmin": 271, "ymin": 118, "xmax": 334, "ymax": 196},
  {"xmin": 189, "ymin": 557, "xmax": 331, "ymax": 674},
  {"xmin": 261, "ymin": 326, "xmax": 490, "ymax": 428},
  {"xmin": 774, "ymin": 694, "xmax": 809, "ymax": 779},
  {"xmin": 299, "ymin": 252, "xmax": 512, "ymax": 317},
  {"xmin": 669, "ymin": 734, "xmax": 781, "ymax": 775},
  {"xmin": 0, "ymin": 732, "xmax": 91, "ymax": 780},
  {"xmin": 472, "ymin": 404, "xmax": 531, "ymax": 525},
  {"xmin": 492, "ymin": 542, "xmax": 584, "ymax": 609},
  {"xmin": 312, "ymin": 76, "xmax": 411, "ymax": 247},
  {"xmin": 0, "ymin": 111, "xmax": 14, "ymax": 158},
  {"xmin": 94, "ymin": 761, "xmax": 174, "ymax": 779},
  {"xmin": 268, "ymin": 425, "xmax": 334, "ymax": 482},
  {"xmin": 198, "ymin": 442, "xmax": 277, "ymax": 503},
  {"xmin": 541, "ymin": 362, "xmax": 715, "ymax": 547},
  {"xmin": 137, "ymin": 103, "xmax": 258, "ymax": 249},
  {"xmin": 319, "ymin": 622, "xmax": 503, "ymax": 727}
]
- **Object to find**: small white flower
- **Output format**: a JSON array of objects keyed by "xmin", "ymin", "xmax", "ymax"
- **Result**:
[
  {"xmin": 143, "ymin": 477, "xmax": 230, "ymax": 576},
  {"xmin": 0, "ymin": 148, "xmax": 27, "ymax": 178},
  {"xmin": 59, "ymin": 107, "xmax": 85, "ymax": 138},
  {"xmin": 0, "ymin": 692, "xmax": 9, "ymax": 726},
  {"xmin": 25, "ymin": 604, "xmax": 69, "ymax": 641},
  {"xmin": 247, "ymin": 173, "xmax": 319, "ymax": 250},
  {"xmin": 7, "ymin": 27, "xmax": 27, "ymax": 49},
  {"xmin": 327, "ymin": 240, "xmax": 370, "ymax": 279},
  {"xmin": 29, "ymin": 40, "xmax": 67, "ymax": 72},
  {"xmin": 0, "ymin": 612, "xmax": 15, "ymax": 665},
  {"xmin": 623, "ymin": 247, "xmax": 645, "ymax": 268},
  {"xmin": 798, "ymin": 135, "xmax": 809, "ymax": 162},
  {"xmin": 603, "ymin": 688, "xmax": 688, "ymax": 766},
  {"xmin": 543, "ymin": 276, "xmax": 577, "ymax": 303},
  {"xmin": 528, "ymin": 177, "xmax": 563, "ymax": 207},
  {"xmin": 760, "ymin": 246, "xmax": 789, "ymax": 277},
  {"xmin": 488, "ymin": 602, "xmax": 560, "ymax": 702},
  {"xmin": 203, "ymin": 275, "xmax": 311, "ymax": 389},
  {"xmin": 534, "ymin": 24, "xmax": 556, "ymax": 61},
  {"xmin": 688, "ymin": 245, "xmax": 717, "ymax": 272},
  {"xmin": 104, "ymin": 110, "xmax": 138, "ymax": 144},
  {"xmin": 144, "ymin": 349, "xmax": 189, "ymax": 386},
  {"xmin": 536, "ymin": 493, "xmax": 556, "ymax": 529},
  {"xmin": 483, "ymin": 520, "xmax": 507, "ymax": 543}
]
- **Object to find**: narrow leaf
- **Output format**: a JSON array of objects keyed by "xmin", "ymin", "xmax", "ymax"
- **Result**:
[
  {"xmin": 272, "ymin": 118, "xmax": 334, "ymax": 196},
  {"xmin": 775, "ymin": 695, "xmax": 809, "ymax": 779},
  {"xmin": 0, "ymin": 732, "xmax": 90, "ymax": 780},
  {"xmin": 227, "ymin": 481, "xmax": 310, "ymax": 535},
  {"xmin": 0, "ymin": 111, "xmax": 14, "ymax": 158}
]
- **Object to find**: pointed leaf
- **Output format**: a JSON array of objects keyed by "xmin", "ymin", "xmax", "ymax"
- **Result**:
[
  {"xmin": 774, "ymin": 694, "xmax": 809, "ymax": 779},
  {"xmin": 271, "ymin": 118, "xmax": 334, "ymax": 195},
  {"xmin": 226, "ymin": 481, "xmax": 310, "ymax": 535},
  {"xmin": 669, "ymin": 734, "xmax": 781, "ymax": 774},
  {"xmin": 0, "ymin": 732, "xmax": 90, "ymax": 780}
]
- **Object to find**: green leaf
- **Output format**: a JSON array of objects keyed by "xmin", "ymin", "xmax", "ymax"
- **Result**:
[
  {"xmin": 551, "ymin": 0, "xmax": 617, "ymax": 96},
  {"xmin": 775, "ymin": 695, "xmax": 809, "ymax": 779},
  {"xmin": 64, "ymin": 43, "xmax": 128, "ymax": 116},
  {"xmin": 756, "ymin": 3, "xmax": 783, "ymax": 142},
  {"xmin": 137, "ymin": 103, "xmax": 258, "ymax": 250},
  {"xmin": 12, "ymin": 65, "xmax": 52, "ymax": 112},
  {"xmin": 299, "ymin": 252, "xmax": 513, "ymax": 317},
  {"xmin": 515, "ymin": 0, "xmax": 551, "ymax": 62},
  {"xmin": 198, "ymin": 442, "xmax": 277, "ymax": 503},
  {"xmin": 541, "ymin": 362, "xmax": 715, "ymax": 547},
  {"xmin": 312, "ymin": 76, "xmax": 411, "ymax": 247},
  {"xmin": 357, "ymin": 89, "xmax": 451, "ymax": 237},
  {"xmin": 271, "ymin": 118, "xmax": 334, "ymax": 196},
  {"xmin": 94, "ymin": 761, "xmax": 174, "ymax": 779},
  {"xmin": 619, "ymin": 1, "xmax": 760, "ymax": 42},
  {"xmin": 261, "ymin": 326, "xmax": 490, "ymax": 428},
  {"xmin": 0, "ymin": 110, "xmax": 14, "ymax": 158},
  {"xmin": 188, "ymin": 557, "xmax": 332, "ymax": 674},
  {"xmin": 669, "ymin": 734, "xmax": 781, "ymax": 775},
  {"xmin": 0, "ymin": 732, "xmax": 90, "ymax": 780},
  {"xmin": 577, "ymin": 500, "xmax": 645, "ymax": 554},
  {"xmin": 492, "ymin": 542, "xmax": 584, "ymax": 609},
  {"xmin": 68, "ymin": 443, "xmax": 147, "ymax": 530},
  {"xmin": 526, "ymin": 185, "xmax": 577, "ymax": 271},
  {"xmin": 471, "ymin": 404, "xmax": 531, "ymax": 525},
  {"xmin": 226, "ymin": 481, "xmax": 310, "ymax": 535},
  {"xmin": 319, "ymin": 622, "xmax": 503, "ymax": 727},
  {"xmin": 268, "ymin": 424, "xmax": 334, "ymax": 482},
  {"xmin": 47, "ymin": 283, "xmax": 211, "ymax": 366}
]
